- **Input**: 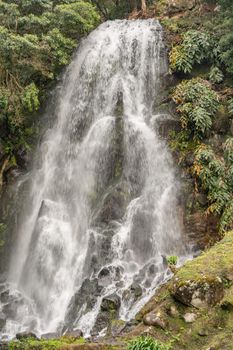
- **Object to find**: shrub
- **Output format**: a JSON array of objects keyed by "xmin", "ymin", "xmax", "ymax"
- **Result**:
[
  {"xmin": 172, "ymin": 78, "xmax": 219, "ymax": 139},
  {"xmin": 193, "ymin": 144, "xmax": 233, "ymax": 232},
  {"xmin": 127, "ymin": 336, "xmax": 171, "ymax": 350},
  {"xmin": 209, "ymin": 66, "xmax": 224, "ymax": 84},
  {"xmin": 169, "ymin": 30, "xmax": 216, "ymax": 74},
  {"xmin": 166, "ymin": 256, "xmax": 178, "ymax": 266},
  {"xmin": 0, "ymin": 0, "xmax": 100, "ymax": 160}
]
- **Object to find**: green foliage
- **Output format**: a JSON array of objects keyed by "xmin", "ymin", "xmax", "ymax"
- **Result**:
[
  {"xmin": 9, "ymin": 336, "xmax": 85, "ymax": 350},
  {"xmin": 172, "ymin": 78, "xmax": 219, "ymax": 139},
  {"xmin": 22, "ymin": 83, "xmax": 40, "ymax": 112},
  {"xmin": 166, "ymin": 256, "xmax": 178, "ymax": 266},
  {"xmin": 227, "ymin": 98, "xmax": 233, "ymax": 117},
  {"xmin": 127, "ymin": 336, "xmax": 171, "ymax": 350},
  {"xmin": 90, "ymin": 0, "xmax": 144, "ymax": 19},
  {"xmin": 0, "ymin": 0, "xmax": 100, "ymax": 160},
  {"xmin": 193, "ymin": 143, "xmax": 233, "ymax": 232},
  {"xmin": 209, "ymin": 66, "xmax": 224, "ymax": 84},
  {"xmin": 169, "ymin": 30, "xmax": 216, "ymax": 74}
]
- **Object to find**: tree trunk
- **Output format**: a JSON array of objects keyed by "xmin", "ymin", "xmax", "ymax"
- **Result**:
[{"xmin": 141, "ymin": 0, "xmax": 146, "ymax": 12}]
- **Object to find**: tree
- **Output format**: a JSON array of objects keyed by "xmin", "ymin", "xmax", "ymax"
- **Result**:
[{"xmin": 141, "ymin": 0, "xmax": 146, "ymax": 12}]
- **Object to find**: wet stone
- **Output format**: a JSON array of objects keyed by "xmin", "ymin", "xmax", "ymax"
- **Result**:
[
  {"xmin": 16, "ymin": 332, "xmax": 39, "ymax": 340},
  {"xmin": 41, "ymin": 332, "xmax": 60, "ymax": 339},
  {"xmin": 64, "ymin": 329, "xmax": 83, "ymax": 339}
]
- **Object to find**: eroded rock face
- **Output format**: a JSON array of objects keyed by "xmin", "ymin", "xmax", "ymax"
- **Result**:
[
  {"xmin": 91, "ymin": 294, "xmax": 121, "ymax": 335},
  {"xmin": 171, "ymin": 278, "xmax": 224, "ymax": 308},
  {"xmin": 64, "ymin": 278, "xmax": 103, "ymax": 328}
]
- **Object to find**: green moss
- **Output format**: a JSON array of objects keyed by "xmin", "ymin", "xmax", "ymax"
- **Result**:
[
  {"xmin": 175, "ymin": 231, "xmax": 233, "ymax": 284},
  {"xmin": 9, "ymin": 336, "xmax": 85, "ymax": 350}
]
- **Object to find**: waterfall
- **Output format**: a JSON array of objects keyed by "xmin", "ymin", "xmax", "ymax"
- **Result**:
[{"xmin": 1, "ymin": 19, "xmax": 187, "ymax": 338}]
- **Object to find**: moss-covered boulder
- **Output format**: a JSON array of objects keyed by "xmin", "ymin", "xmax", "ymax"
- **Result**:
[{"xmin": 171, "ymin": 231, "xmax": 233, "ymax": 308}]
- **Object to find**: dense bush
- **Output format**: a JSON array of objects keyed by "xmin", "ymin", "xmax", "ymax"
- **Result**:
[
  {"xmin": 127, "ymin": 336, "xmax": 171, "ymax": 350},
  {"xmin": 172, "ymin": 78, "xmax": 219, "ymax": 139},
  {"xmin": 0, "ymin": 0, "xmax": 100, "ymax": 160},
  {"xmin": 193, "ymin": 142, "xmax": 233, "ymax": 233},
  {"xmin": 169, "ymin": 30, "xmax": 216, "ymax": 74}
]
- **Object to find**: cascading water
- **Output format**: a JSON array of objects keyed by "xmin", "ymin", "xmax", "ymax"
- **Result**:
[{"xmin": 0, "ymin": 19, "xmax": 188, "ymax": 339}]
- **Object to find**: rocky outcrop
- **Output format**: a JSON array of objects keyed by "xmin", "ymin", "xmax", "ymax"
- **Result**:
[
  {"xmin": 92, "ymin": 294, "xmax": 121, "ymax": 335},
  {"xmin": 172, "ymin": 278, "xmax": 224, "ymax": 308}
]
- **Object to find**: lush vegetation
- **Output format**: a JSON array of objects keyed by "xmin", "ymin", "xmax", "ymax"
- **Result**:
[
  {"xmin": 172, "ymin": 78, "xmax": 219, "ymax": 139},
  {"xmin": 164, "ymin": 0, "xmax": 233, "ymax": 234},
  {"xmin": 127, "ymin": 336, "xmax": 171, "ymax": 350},
  {"xmin": 9, "ymin": 336, "xmax": 85, "ymax": 350},
  {"xmin": 166, "ymin": 256, "xmax": 178, "ymax": 266},
  {"xmin": 0, "ymin": 0, "xmax": 100, "ymax": 173}
]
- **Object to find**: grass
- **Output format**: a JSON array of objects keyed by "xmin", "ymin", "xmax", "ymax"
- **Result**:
[{"xmin": 9, "ymin": 336, "xmax": 85, "ymax": 350}]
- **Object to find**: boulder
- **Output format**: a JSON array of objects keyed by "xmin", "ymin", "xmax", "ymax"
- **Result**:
[
  {"xmin": 92, "ymin": 294, "xmax": 121, "ymax": 335},
  {"xmin": 172, "ymin": 279, "xmax": 224, "ymax": 308},
  {"xmin": 64, "ymin": 329, "xmax": 83, "ymax": 339},
  {"xmin": 130, "ymin": 283, "xmax": 143, "ymax": 298},
  {"xmin": 143, "ymin": 312, "xmax": 168, "ymax": 330},
  {"xmin": 101, "ymin": 294, "xmax": 121, "ymax": 312},
  {"xmin": 183, "ymin": 313, "xmax": 197, "ymax": 323},
  {"xmin": 16, "ymin": 332, "xmax": 38, "ymax": 341},
  {"xmin": 41, "ymin": 332, "xmax": 60, "ymax": 339}
]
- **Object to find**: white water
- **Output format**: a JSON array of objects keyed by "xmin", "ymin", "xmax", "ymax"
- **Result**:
[{"xmin": 1, "ymin": 19, "xmax": 187, "ymax": 338}]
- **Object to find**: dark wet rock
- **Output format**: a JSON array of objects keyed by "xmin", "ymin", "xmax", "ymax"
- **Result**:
[
  {"xmin": 130, "ymin": 283, "xmax": 143, "ymax": 298},
  {"xmin": 110, "ymin": 319, "xmax": 126, "ymax": 337},
  {"xmin": 196, "ymin": 193, "xmax": 208, "ymax": 207},
  {"xmin": 156, "ymin": 115, "xmax": 181, "ymax": 139},
  {"xmin": 184, "ymin": 152, "xmax": 195, "ymax": 167},
  {"xmin": 143, "ymin": 312, "xmax": 168, "ymax": 329},
  {"xmin": 15, "ymin": 148, "xmax": 31, "ymax": 170},
  {"xmin": 64, "ymin": 278, "xmax": 103, "ymax": 328},
  {"xmin": 92, "ymin": 185, "xmax": 127, "ymax": 225},
  {"xmin": 101, "ymin": 294, "xmax": 121, "ymax": 312},
  {"xmin": 0, "ymin": 312, "xmax": 6, "ymax": 330},
  {"xmin": 92, "ymin": 294, "xmax": 121, "ymax": 335},
  {"xmin": 41, "ymin": 332, "xmax": 60, "ymax": 339},
  {"xmin": 98, "ymin": 267, "xmax": 110, "ymax": 278},
  {"xmin": 16, "ymin": 332, "xmax": 38, "ymax": 340},
  {"xmin": 82, "ymin": 229, "xmax": 115, "ymax": 275},
  {"xmin": 64, "ymin": 329, "xmax": 83, "ymax": 339}
]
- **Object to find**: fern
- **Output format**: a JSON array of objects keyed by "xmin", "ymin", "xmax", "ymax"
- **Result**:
[
  {"xmin": 209, "ymin": 66, "xmax": 224, "ymax": 84},
  {"xmin": 170, "ymin": 30, "xmax": 216, "ymax": 74},
  {"xmin": 127, "ymin": 337, "xmax": 171, "ymax": 350},
  {"xmin": 173, "ymin": 78, "xmax": 219, "ymax": 139}
]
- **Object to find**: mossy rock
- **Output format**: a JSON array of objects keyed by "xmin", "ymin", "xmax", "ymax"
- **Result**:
[{"xmin": 171, "ymin": 231, "xmax": 233, "ymax": 307}]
